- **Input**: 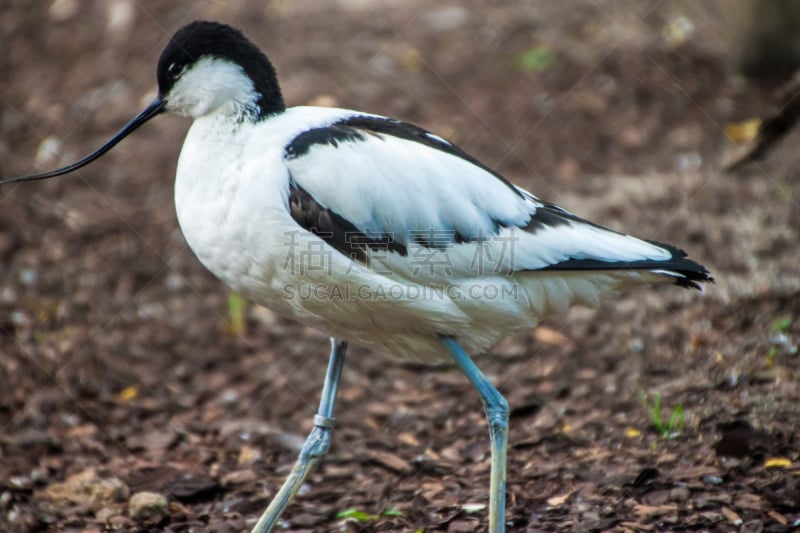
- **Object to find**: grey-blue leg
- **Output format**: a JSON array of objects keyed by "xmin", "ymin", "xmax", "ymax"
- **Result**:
[
  {"xmin": 440, "ymin": 336, "xmax": 509, "ymax": 533},
  {"xmin": 251, "ymin": 338, "xmax": 347, "ymax": 533}
]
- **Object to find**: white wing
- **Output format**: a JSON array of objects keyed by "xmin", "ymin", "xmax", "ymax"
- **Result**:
[{"xmin": 283, "ymin": 112, "xmax": 707, "ymax": 286}]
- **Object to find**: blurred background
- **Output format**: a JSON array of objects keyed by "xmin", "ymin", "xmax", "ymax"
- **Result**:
[{"xmin": 1, "ymin": 1, "xmax": 798, "ymax": 531}]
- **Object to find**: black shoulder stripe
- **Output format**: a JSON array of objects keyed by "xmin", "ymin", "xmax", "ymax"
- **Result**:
[
  {"xmin": 334, "ymin": 115, "xmax": 525, "ymax": 199},
  {"xmin": 285, "ymin": 125, "xmax": 366, "ymax": 159},
  {"xmin": 287, "ymin": 178, "xmax": 407, "ymax": 261}
]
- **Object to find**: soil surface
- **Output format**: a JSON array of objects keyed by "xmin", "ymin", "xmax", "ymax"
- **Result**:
[{"xmin": 2, "ymin": 1, "xmax": 799, "ymax": 532}]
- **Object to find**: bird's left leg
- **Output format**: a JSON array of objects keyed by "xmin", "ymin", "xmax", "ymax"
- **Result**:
[
  {"xmin": 251, "ymin": 338, "xmax": 348, "ymax": 533},
  {"xmin": 440, "ymin": 336, "xmax": 509, "ymax": 533}
]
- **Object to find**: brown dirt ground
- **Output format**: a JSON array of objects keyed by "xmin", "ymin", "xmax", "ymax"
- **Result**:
[{"xmin": 1, "ymin": 1, "xmax": 799, "ymax": 532}]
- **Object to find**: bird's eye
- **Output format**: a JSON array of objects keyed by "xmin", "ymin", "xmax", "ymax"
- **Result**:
[{"xmin": 167, "ymin": 62, "xmax": 182, "ymax": 77}]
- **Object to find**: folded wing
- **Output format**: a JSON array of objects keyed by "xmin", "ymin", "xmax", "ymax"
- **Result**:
[{"xmin": 282, "ymin": 113, "xmax": 710, "ymax": 288}]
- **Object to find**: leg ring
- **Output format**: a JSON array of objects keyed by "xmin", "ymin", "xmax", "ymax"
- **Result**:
[{"xmin": 313, "ymin": 414, "xmax": 336, "ymax": 429}]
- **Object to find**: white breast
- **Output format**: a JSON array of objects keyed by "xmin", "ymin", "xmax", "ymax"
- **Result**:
[
  {"xmin": 175, "ymin": 116, "xmax": 284, "ymax": 299},
  {"xmin": 173, "ymin": 107, "xmax": 364, "ymax": 315}
]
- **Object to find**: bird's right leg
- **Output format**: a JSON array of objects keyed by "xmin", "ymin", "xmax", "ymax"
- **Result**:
[
  {"xmin": 251, "ymin": 338, "xmax": 348, "ymax": 533},
  {"xmin": 440, "ymin": 335, "xmax": 509, "ymax": 533}
]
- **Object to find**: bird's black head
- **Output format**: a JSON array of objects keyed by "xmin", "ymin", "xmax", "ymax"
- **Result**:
[{"xmin": 157, "ymin": 21, "xmax": 285, "ymax": 119}]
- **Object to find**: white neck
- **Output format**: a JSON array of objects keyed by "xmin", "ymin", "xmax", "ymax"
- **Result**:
[{"xmin": 165, "ymin": 57, "xmax": 260, "ymax": 120}]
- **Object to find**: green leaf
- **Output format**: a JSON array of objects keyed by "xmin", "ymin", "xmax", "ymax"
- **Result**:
[
  {"xmin": 383, "ymin": 508, "xmax": 405, "ymax": 517},
  {"xmin": 516, "ymin": 46, "xmax": 555, "ymax": 72},
  {"xmin": 643, "ymin": 391, "xmax": 664, "ymax": 435},
  {"xmin": 768, "ymin": 345, "xmax": 779, "ymax": 360},
  {"xmin": 771, "ymin": 316, "xmax": 792, "ymax": 334},
  {"xmin": 667, "ymin": 404, "xmax": 685, "ymax": 436},
  {"xmin": 226, "ymin": 292, "xmax": 247, "ymax": 335},
  {"xmin": 336, "ymin": 508, "xmax": 377, "ymax": 522},
  {"xmin": 640, "ymin": 390, "xmax": 685, "ymax": 438}
]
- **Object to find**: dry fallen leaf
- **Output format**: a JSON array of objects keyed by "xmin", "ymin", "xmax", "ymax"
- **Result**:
[
  {"xmin": 366, "ymin": 449, "xmax": 413, "ymax": 474},
  {"xmin": 725, "ymin": 118, "xmax": 761, "ymax": 144},
  {"xmin": 767, "ymin": 510, "xmax": 788, "ymax": 525},
  {"xmin": 533, "ymin": 326, "xmax": 572, "ymax": 346},
  {"xmin": 237, "ymin": 444, "xmax": 262, "ymax": 466},
  {"xmin": 764, "ymin": 457, "xmax": 792, "ymax": 468},
  {"xmin": 397, "ymin": 431, "xmax": 421, "ymax": 447},
  {"xmin": 118, "ymin": 385, "xmax": 139, "ymax": 402},
  {"xmin": 547, "ymin": 491, "xmax": 573, "ymax": 507},
  {"xmin": 625, "ymin": 427, "xmax": 642, "ymax": 438},
  {"xmin": 461, "ymin": 503, "xmax": 486, "ymax": 513},
  {"xmin": 721, "ymin": 506, "xmax": 743, "ymax": 526},
  {"xmin": 632, "ymin": 503, "xmax": 678, "ymax": 520}
]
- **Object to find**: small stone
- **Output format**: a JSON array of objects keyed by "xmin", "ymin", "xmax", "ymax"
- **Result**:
[
  {"xmin": 128, "ymin": 491, "xmax": 169, "ymax": 524},
  {"xmin": 107, "ymin": 515, "xmax": 132, "ymax": 529},
  {"xmin": 49, "ymin": 0, "xmax": 79, "ymax": 21},
  {"xmin": 169, "ymin": 472, "xmax": 219, "ymax": 500},
  {"xmin": 43, "ymin": 469, "xmax": 129, "ymax": 510},
  {"xmin": 95, "ymin": 507, "xmax": 117, "ymax": 523},
  {"xmin": 237, "ymin": 444, "xmax": 262, "ymax": 466},
  {"xmin": 423, "ymin": 6, "xmax": 469, "ymax": 32},
  {"xmin": 221, "ymin": 469, "xmax": 257, "ymax": 486},
  {"xmin": 670, "ymin": 486, "xmax": 691, "ymax": 502},
  {"xmin": 448, "ymin": 518, "xmax": 481, "ymax": 532},
  {"xmin": 34, "ymin": 137, "xmax": 62, "ymax": 168},
  {"xmin": 106, "ymin": 0, "xmax": 135, "ymax": 35}
]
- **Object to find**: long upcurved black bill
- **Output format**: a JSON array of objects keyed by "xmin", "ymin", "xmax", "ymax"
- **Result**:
[{"xmin": 0, "ymin": 98, "xmax": 166, "ymax": 185}]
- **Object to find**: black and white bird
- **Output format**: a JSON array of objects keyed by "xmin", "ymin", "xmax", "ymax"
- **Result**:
[{"xmin": 2, "ymin": 21, "xmax": 712, "ymax": 533}]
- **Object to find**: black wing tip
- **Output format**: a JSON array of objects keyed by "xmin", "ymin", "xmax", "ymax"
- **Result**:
[
  {"xmin": 540, "ymin": 238, "xmax": 714, "ymax": 290},
  {"xmin": 674, "ymin": 272, "xmax": 715, "ymax": 290},
  {"xmin": 647, "ymin": 240, "xmax": 714, "ymax": 290}
]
